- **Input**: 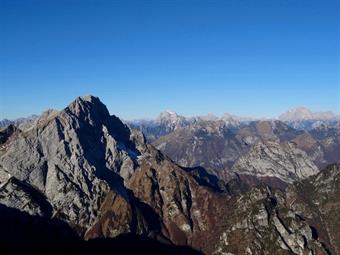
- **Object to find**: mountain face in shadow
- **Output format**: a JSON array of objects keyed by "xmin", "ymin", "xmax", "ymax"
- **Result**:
[{"xmin": 0, "ymin": 204, "xmax": 201, "ymax": 255}]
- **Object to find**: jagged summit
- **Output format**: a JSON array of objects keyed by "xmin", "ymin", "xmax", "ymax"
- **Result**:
[
  {"xmin": 60, "ymin": 95, "xmax": 135, "ymax": 145},
  {"xmin": 65, "ymin": 95, "xmax": 110, "ymax": 119},
  {"xmin": 66, "ymin": 95, "xmax": 105, "ymax": 112},
  {"xmin": 79, "ymin": 95, "xmax": 99, "ymax": 102},
  {"xmin": 156, "ymin": 110, "xmax": 180, "ymax": 121}
]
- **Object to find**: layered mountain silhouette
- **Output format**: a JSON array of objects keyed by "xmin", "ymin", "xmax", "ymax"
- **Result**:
[
  {"xmin": 0, "ymin": 96, "xmax": 339, "ymax": 254},
  {"xmin": 127, "ymin": 107, "xmax": 340, "ymax": 142}
]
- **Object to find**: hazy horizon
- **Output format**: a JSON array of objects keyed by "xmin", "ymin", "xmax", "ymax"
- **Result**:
[
  {"xmin": 1, "ymin": 0, "xmax": 339, "ymax": 120},
  {"xmin": 0, "ymin": 95, "xmax": 339, "ymax": 121}
]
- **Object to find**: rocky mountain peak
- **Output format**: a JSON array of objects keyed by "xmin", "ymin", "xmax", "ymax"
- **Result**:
[
  {"xmin": 156, "ymin": 110, "xmax": 181, "ymax": 122},
  {"xmin": 279, "ymin": 107, "xmax": 313, "ymax": 121},
  {"xmin": 65, "ymin": 95, "xmax": 110, "ymax": 121},
  {"xmin": 0, "ymin": 95, "xmax": 146, "ymax": 230},
  {"xmin": 61, "ymin": 95, "xmax": 134, "ymax": 145},
  {"xmin": 152, "ymin": 111, "xmax": 190, "ymax": 134}
]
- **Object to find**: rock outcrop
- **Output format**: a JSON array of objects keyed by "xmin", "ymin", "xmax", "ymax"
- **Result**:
[
  {"xmin": 231, "ymin": 140, "xmax": 319, "ymax": 184},
  {"xmin": 213, "ymin": 185, "xmax": 329, "ymax": 255},
  {"xmin": 286, "ymin": 164, "xmax": 340, "ymax": 254}
]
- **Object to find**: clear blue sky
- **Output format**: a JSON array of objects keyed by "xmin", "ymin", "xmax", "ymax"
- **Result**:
[{"xmin": 0, "ymin": 0, "xmax": 339, "ymax": 120}]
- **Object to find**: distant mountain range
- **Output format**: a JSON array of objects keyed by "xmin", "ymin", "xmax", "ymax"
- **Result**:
[
  {"xmin": 279, "ymin": 107, "xmax": 338, "ymax": 121},
  {"xmin": 125, "ymin": 108, "xmax": 339, "ymax": 186},
  {"xmin": 2, "ymin": 106, "xmax": 339, "ymax": 186},
  {"xmin": 0, "ymin": 114, "xmax": 39, "ymax": 131},
  {"xmin": 153, "ymin": 119, "xmax": 340, "ymax": 186},
  {"xmin": 0, "ymin": 98, "xmax": 339, "ymax": 254},
  {"xmin": 126, "ymin": 107, "xmax": 339, "ymax": 142},
  {"xmin": 2, "ymin": 106, "xmax": 339, "ymax": 134}
]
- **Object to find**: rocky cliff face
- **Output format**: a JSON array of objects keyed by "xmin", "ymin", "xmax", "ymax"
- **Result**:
[
  {"xmin": 0, "ymin": 124, "xmax": 20, "ymax": 145},
  {"xmin": 0, "ymin": 96, "xmax": 339, "ymax": 255},
  {"xmin": 213, "ymin": 185, "xmax": 330, "ymax": 255},
  {"xmin": 154, "ymin": 120, "xmax": 246, "ymax": 177},
  {"xmin": 212, "ymin": 164, "xmax": 340, "ymax": 255},
  {"xmin": 285, "ymin": 164, "xmax": 340, "ymax": 255},
  {"xmin": 232, "ymin": 140, "xmax": 319, "ymax": 184},
  {"xmin": 0, "ymin": 96, "xmax": 144, "ymax": 230}
]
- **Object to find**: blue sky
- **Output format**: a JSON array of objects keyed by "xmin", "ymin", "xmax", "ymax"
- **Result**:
[{"xmin": 0, "ymin": 0, "xmax": 339, "ymax": 120}]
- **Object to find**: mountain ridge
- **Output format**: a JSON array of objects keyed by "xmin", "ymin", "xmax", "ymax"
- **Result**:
[{"xmin": 0, "ymin": 95, "xmax": 339, "ymax": 254}]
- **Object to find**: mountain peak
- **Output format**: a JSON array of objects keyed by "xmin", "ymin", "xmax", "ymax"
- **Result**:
[
  {"xmin": 156, "ymin": 111, "xmax": 181, "ymax": 122},
  {"xmin": 157, "ymin": 110, "xmax": 178, "ymax": 118},
  {"xmin": 78, "ymin": 95, "xmax": 100, "ymax": 103},
  {"xmin": 287, "ymin": 107, "xmax": 312, "ymax": 115},
  {"xmin": 63, "ymin": 95, "xmax": 135, "ymax": 147},
  {"xmin": 279, "ymin": 107, "xmax": 336, "ymax": 121},
  {"xmin": 65, "ymin": 95, "xmax": 110, "ymax": 121},
  {"xmin": 165, "ymin": 110, "xmax": 177, "ymax": 115},
  {"xmin": 71, "ymin": 95, "xmax": 104, "ymax": 109}
]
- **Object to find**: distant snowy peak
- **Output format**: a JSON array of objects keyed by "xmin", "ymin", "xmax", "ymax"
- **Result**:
[
  {"xmin": 156, "ymin": 110, "xmax": 179, "ymax": 121},
  {"xmin": 156, "ymin": 111, "xmax": 252, "ymax": 122},
  {"xmin": 154, "ymin": 111, "xmax": 191, "ymax": 132},
  {"xmin": 135, "ymin": 111, "xmax": 263, "ymax": 132},
  {"xmin": 130, "ymin": 107, "xmax": 339, "ymax": 127},
  {"xmin": 279, "ymin": 107, "xmax": 337, "ymax": 121}
]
